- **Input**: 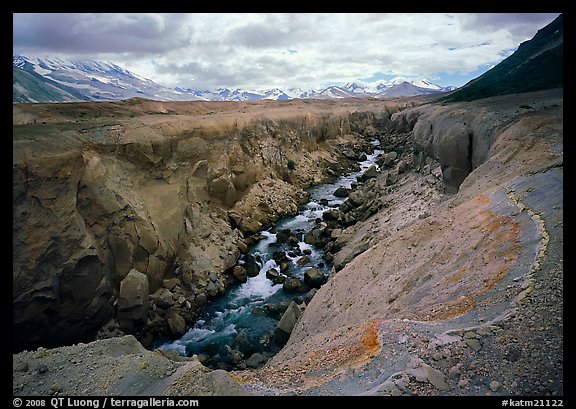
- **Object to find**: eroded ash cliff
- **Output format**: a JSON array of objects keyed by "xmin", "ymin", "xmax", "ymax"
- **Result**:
[{"xmin": 12, "ymin": 97, "xmax": 404, "ymax": 351}]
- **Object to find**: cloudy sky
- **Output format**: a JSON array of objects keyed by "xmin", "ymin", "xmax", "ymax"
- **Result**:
[{"xmin": 13, "ymin": 13, "xmax": 561, "ymax": 91}]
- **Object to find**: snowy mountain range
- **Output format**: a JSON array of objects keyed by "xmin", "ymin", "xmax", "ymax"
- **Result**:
[{"xmin": 13, "ymin": 55, "xmax": 456, "ymax": 103}]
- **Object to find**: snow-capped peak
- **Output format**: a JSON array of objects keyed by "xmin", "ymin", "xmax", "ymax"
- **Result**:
[
  {"xmin": 344, "ymin": 82, "xmax": 368, "ymax": 93},
  {"xmin": 384, "ymin": 77, "xmax": 442, "ymax": 90},
  {"xmin": 14, "ymin": 55, "xmax": 456, "ymax": 103}
]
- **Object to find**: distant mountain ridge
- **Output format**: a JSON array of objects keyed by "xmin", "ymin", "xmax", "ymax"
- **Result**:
[
  {"xmin": 13, "ymin": 56, "xmax": 190, "ymax": 102},
  {"xmin": 13, "ymin": 66, "xmax": 90, "ymax": 103},
  {"xmin": 13, "ymin": 55, "xmax": 455, "ymax": 103}
]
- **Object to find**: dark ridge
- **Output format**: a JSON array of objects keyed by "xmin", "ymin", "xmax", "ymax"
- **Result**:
[{"xmin": 439, "ymin": 14, "xmax": 563, "ymax": 103}]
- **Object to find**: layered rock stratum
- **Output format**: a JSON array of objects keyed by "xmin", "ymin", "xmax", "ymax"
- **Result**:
[{"xmin": 13, "ymin": 89, "xmax": 562, "ymax": 396}]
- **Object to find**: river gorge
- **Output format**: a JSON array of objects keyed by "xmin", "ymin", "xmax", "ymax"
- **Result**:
[
  {"xmin": 13, "ymin": 89, "xmax": 563, "ymax": 396},
  {"xmin": 156, "ymin": 140, "xmax": 384, "ymax": 369}
]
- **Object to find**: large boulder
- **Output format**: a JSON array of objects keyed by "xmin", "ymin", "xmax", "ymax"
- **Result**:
[
  {"xmin": 296, "ymin": 256, "xmax": 311, "ymax": 266},
  {"xmin": 243, "ymin": 255, "xmax": 261, "ymax": 277},
  {"xmin": 348, "ymin": 190, "xmax": 365, "ymax": 207},
  {"xmin": 275, "ymin": 229, "xmax": 292, "ymax": 243},
  {"xmin": 283, "ymin": 278, "xmax": 304, "ymax": 293},
  {"xmin": 334, "ymin": 187, "xmax": 351, "ymax": 197},
  {"xmin": 233, "ymin": 265, "xmax": 248, "ymax": 283},
  {"xmin": 117, "ymin": 269, "xmax": 149, "ymax": 331},
  {"xmin": 274, "ymin": 301, "xmax": 304, "ymax": 346},
  {"xmin": 381, "ymin": 151, "xmax": 398, "ymax": 167},
  {"xmin": 358, "ymin": 165, "xmax": 378, "ymax": 182},
  {"xmin": 266, "ymin": 268, "xmax": 285, "ymax": 285},
  {"xmin": 167, "ymin": 311, "xmax": 187, "ymax": 337},
  {"xmin": 322, "ymin": 209, "xmax": 341, "ymax": 222},
  {"xmin": 304, "ymin": 268, "xmax": 327, "ymax": 289}
]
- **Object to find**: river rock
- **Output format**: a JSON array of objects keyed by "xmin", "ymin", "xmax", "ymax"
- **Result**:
[
  {"xmin": 117, "ymin": 269, "xmax": 149, "ymax": 330},
  {"xmin": 276, "ymin": 229, "xmax": 292, "ymax": 243},
  {"xmin": 265, "ymin": 268, "xmax": 285, "ymax": 284},
  {"xmin": 348, "ymin": 190, "xmax": 364, "ymax": 207},
  {"xmin": 297, "ymin": 256, "xmax": 311, "ymax": 266},
  {"xmin": 322, "ymin": 209, "xmax": 341, "ymax": 222},
  {"xmin": 382, "ymin": 151, "xmax": 398, "ymax": 167},
  {"xmin": 240, "ymin": 217, "xmax": 263, "ymax": 236},
  {"xmin": 397, "ymin": 159, "xmax": 410, "ymax": 174},
  {"xmin": 277, "ymin": 261, "xmax": 289, "ymax": 273},
  {"xmin": 283, "ymin": 278, "xmax": 304, "ymax": 293},
  {"xmin": 386, "ymin": 168, "xmax": 399, "ymax": 185},
  {"xmin": 358, "ymin": 165, "xmax": 378, "ymax": 182},
  {"xmin": 251, "ymin": 306, "xmax": 265, "ymax": 316},
  {"xmin": 304, "ymin": 231, "xmax": 317, "ymax": 245},
  {"xmin": 287, "ymin": 235, "xmax": 300, "ymax": 246},
  {"xmin": 334, "ymin": 187, "xmax": 351, "ymax": 197},
  {"xmin": 274, "ymin": 301, "xmax": 304, "ymax": 346},
  {"xmin": 342, "ymin": 149, "xmax": 359, "ymax": 160},
  {"xmin": 195, "ymin": 293, "xmax": 208, "ymax": 306},
  {"xmin": 237, "ymin": 240, "xmax": 249, "ymax": 254},
  {"xmin": 235, "ymin": 329, "xmax": 257, "ymax": 355},
  {"xmin": 341, "ymin": 213, "xmax": 357, "ymax": 227},
  {"xmin": 233, "ymin": 266, "xmax": 247, "ymax": 283},
  {"xmin": 243, "ymin": 255, "xmax": 260, "ymax": 277},
  {"xmin": 272, "ymin": 251, "xmax": 289, "ymax": 264},
  {"xmin": 304, "ymin": 268, "xmax": 326, "ymax": 289}
]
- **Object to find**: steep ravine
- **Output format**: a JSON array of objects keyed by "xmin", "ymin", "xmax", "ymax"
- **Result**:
[
  {"xmin": 233, "ymin": 89, "xmax": 563, "ymax": 396},
  {"xmin": 13, "ymin": 90, "xmax": 562, "ymax": 396},
  {"xmin": 12, "ymin": 98, "xmax": 403, "ymax": 352}
]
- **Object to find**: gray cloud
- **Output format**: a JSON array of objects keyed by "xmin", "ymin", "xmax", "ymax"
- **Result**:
[
  {"xmin": 459, "ymin": 13, "xmax": 561, "ymax": 38},
  {"xmin": 13, "ymin": 13, "xmax": 191, "ymax": 55},
  {"xmin": 228, "ymin": 24, "xmax": 293, "ymax": 49},
  {"xmin": 13, "ymin": 13, "xmax": 562, "ymax": 90}
]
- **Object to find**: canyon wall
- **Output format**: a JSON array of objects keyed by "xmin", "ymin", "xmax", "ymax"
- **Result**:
[{"xmin": 12, "ymin": 98, "xmax": 399, "ymax": 351}]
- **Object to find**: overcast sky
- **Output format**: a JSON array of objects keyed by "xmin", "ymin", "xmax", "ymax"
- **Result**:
[{"xmin": 13, "ymin": 13, "xmax": 561, "ymax": 91}]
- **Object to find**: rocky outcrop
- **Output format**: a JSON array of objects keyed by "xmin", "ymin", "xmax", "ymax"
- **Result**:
[{"xmin": 12, "ymin": 335, "xmax": 250, "ymax": 396}]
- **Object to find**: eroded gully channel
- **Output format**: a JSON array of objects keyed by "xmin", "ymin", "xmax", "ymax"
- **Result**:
[{"xmin": 155, "ymin": 140, "xmax": 384, "ymax": 370}]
